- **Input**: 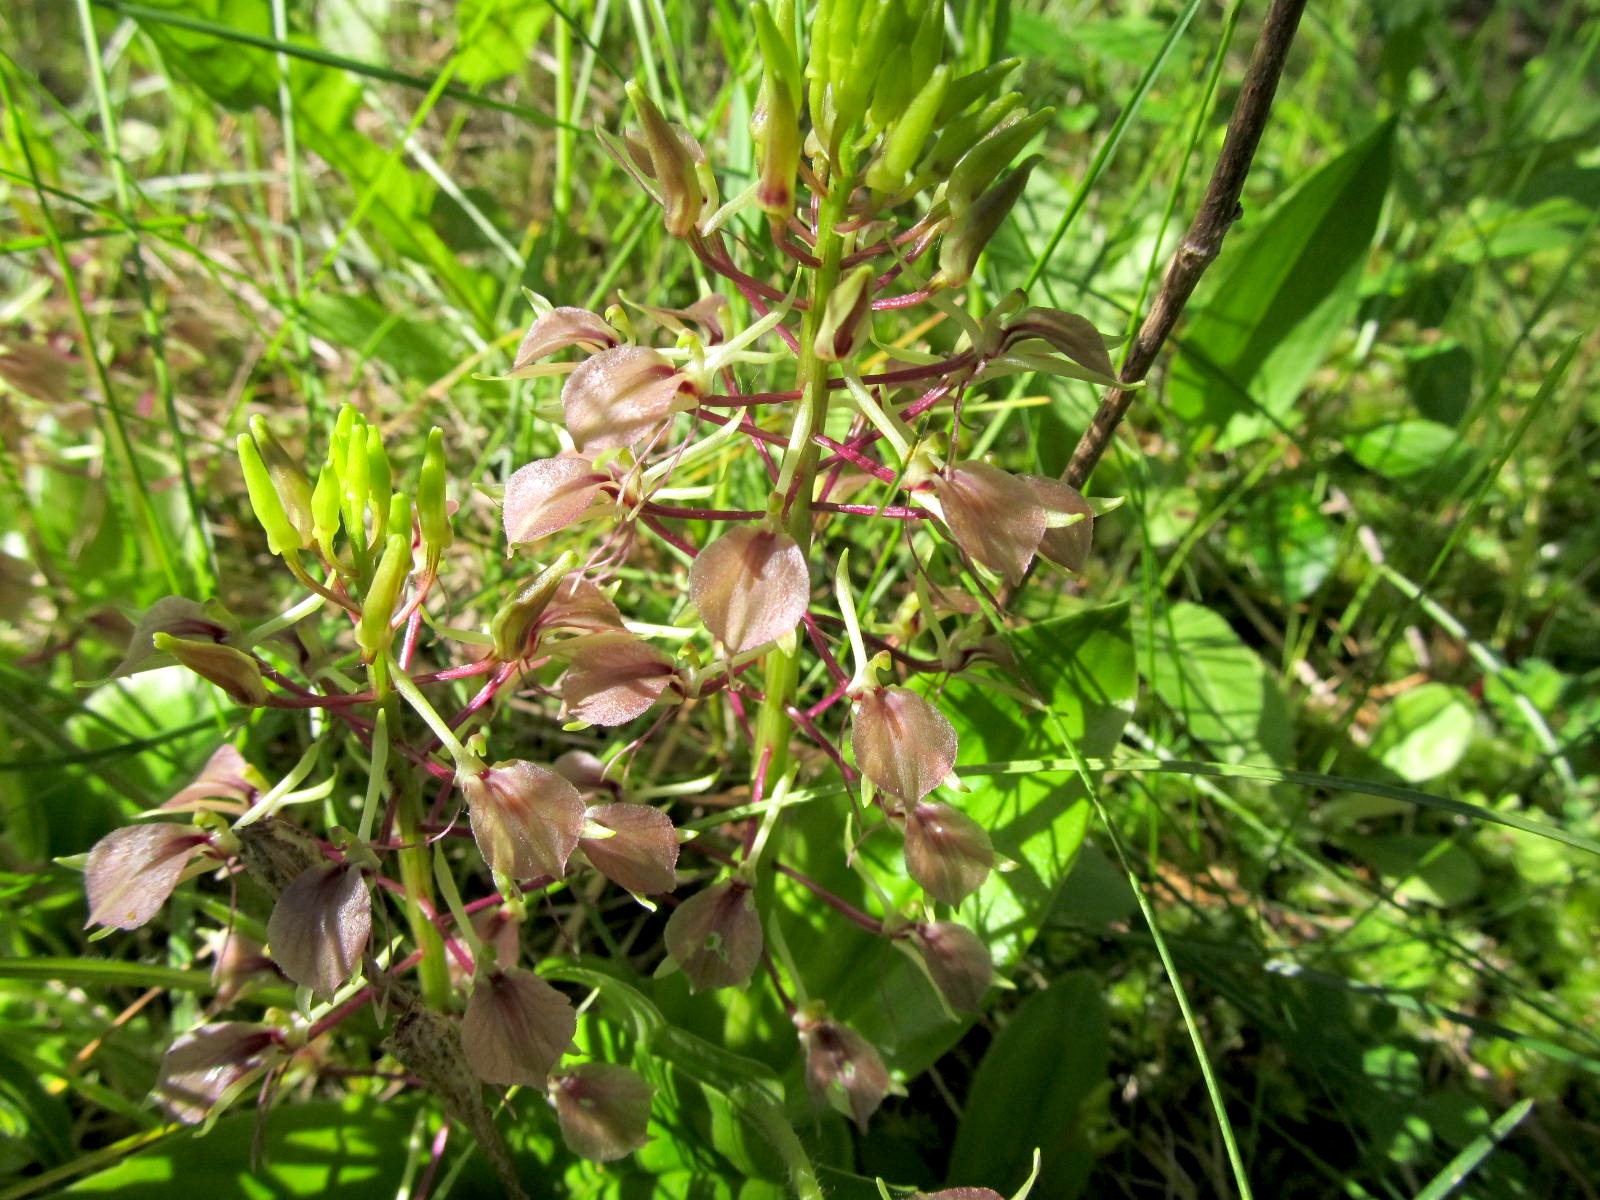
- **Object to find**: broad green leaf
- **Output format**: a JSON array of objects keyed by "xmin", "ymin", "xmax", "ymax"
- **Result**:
[
  {"xmin": 1346, "ymin": 419, "xmax": 1478, "ymax": 486},
  {"xmin": 770, "ymin": 603, "xmax": 1133, "ymax": 1078},
  {"xmin": 945, "ymin": 970, "xmax": 1108, "ymax": 1196},
  {"xmin": 1370, "ymin": 683, "xmax": 1477, "ymax": 783},
  {"xmin": 1136, "ymin": 601, "xmax": 1291, "ymax": 766},
  {"xmin": 454, "ymin": 0, "xmax": 551, "ymax": 87},
  {"xmin": 62, "ymin": 1096, "xmax": 504, "ymax": 1196},
  {"xmin": 1167, "ymin": 121, "xmax": 1395, "ymax": 448}
]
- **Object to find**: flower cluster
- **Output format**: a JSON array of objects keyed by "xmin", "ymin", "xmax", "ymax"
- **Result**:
[{"xmin": 79, "ymin": 0, "xmax": 1117, "ymax": 1190}]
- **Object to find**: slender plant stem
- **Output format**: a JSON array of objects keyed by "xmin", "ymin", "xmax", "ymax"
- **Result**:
[
  {"xmin": 753, "ymin": 148, "xmax": 856, "ymax": 788},
  {"xmin": 1064, "ymin": 0, "xmax": 1308, "ymax": 489}
]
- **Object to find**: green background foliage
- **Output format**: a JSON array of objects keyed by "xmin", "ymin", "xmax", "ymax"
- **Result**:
[{"xmin": 2, "ymin": 0, "xmax": 1598, "ymax": 1196}]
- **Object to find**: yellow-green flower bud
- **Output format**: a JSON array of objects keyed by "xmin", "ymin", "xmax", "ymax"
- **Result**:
[
  {"xmin": 946, "ymin": 107, "xmax": 1054, "ymax": 218},
  {"xmin": 237, "ymin": 433, "xmax": 306, "ymax": 557},
  {"xmin": 365, "ymin": 427, "xmax": 393, "ymax": 544},
  {"xmin": 868, "ymin": 0, "xmax": 941, "ymax": 127},
  {"xmin": 311, "ymin": 455, "xmax": 341, "ymax": 557},
  {"xmin": 625, "ymin": 81, "xmax": 703, "ymax": 239},
  {"xmin": 865, "ymin": 64, "xmax": 950, "ymax": 195},
  {"xmin": 247, "ymin": 417, "xmax": 314, "ymax": 548},
  {"xmin": 387, "ymin": 493, "xmax": 411, "ymax": 543},
  {"xmin": 153, "ymin": 633, "xmax": 268, "ymax": 707},
  {"xmin": 753, "ymin": 75, "xmax": 802, "ymax": 217},
  {"xmin": 417, "ymin": 427, "xmax": 453, "ymax": 558},
  {"xmin": 356, "ymin": 533, "xmax": 412, "ymax": 661},
  {"xmin": 936, "ymin": 58, "xmax": 1021, "ymax": 125},
  {"xmin": 751, "ymin": 1, "xmax": 802, "ymax": 111},
  {"xmin": 936, "ymin": 155, "xmax": 1041, "ymax": 289},
  {"xmin": 489, "ymin": 552, "xmax": 577, "ymax": 662},
  {"xmin": 813, "ymin": 264, "xmax": 876, "ymax": 363},
  {"xmin": 924, "ymin": 91, "xmax": 1024, "ymax": 177}
]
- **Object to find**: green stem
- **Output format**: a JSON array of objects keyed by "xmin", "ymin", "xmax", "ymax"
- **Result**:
[
  {"xmin": 373, "ymin": 660, "xmax": 452, "ymax": 1010},
  {"xmin": 754, "ymin": 148, "xmax": 856, "ymax": 786}
]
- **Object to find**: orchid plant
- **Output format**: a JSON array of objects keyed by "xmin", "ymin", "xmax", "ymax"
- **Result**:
[{"xmin": 79, "ymin": 1, "xmax": 1121, "ymax": 1194}]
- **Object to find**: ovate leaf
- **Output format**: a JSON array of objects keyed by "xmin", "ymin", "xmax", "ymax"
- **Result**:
[{"xmin": 1167, "ymin": 121, "xmax": 1395, "ymax": 447}]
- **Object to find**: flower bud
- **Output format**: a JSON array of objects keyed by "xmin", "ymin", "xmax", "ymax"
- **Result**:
[
  {"xmin": 904, "ymin": 801, "xmax": 993, "ymax": 906},
  {"xmin": 503, "ymin": 455, "xmax": 612, "ymax": 547},
  {"xmin": 311, "ymin": 454, "xmax": 342, "ymax": 556},
  {"xmin": 936, "ymin": 154, "xmax": 1041, "ymax": 290},
  {"xmin": 237, "ymin": 431, "xmax": 308, "ymax": 557},
  {"xmin": 795, "ymin": 1010, "xmax": 891, "ymax": 1130},
  {"xmin": 625, "ymin": 81, "xmax": 705, "ymax": 238},
  {"xmin": 752, "ymin": 74, "xmax": 803, "ymax": 217},
  {"xmin": 562, "ymin": 346, "xmax": 697, "ymax": 453},
  {"xmin": 462, "ymin": 967, "xmax": 577, "ymax": 1087},
  {"xmin": 461, "ymin": 904, "xmax": 522, "ymax": 979},
  {"xmin": 689, "ymin": 525, "xmax": 809, "ymax": 654},
  {"xmin": 266, "ymin": 861, "xmax": 371, "ymax": 998},
  {"xmin": 910, "ymin": 921, "xmax": 994, "ymax": 1012},
  {"xmin": 417, "ymin": 427, "xmax": 453, "ymax": 558},
  {"xmin": 364, "ymin": 426, "xmax": 394, "ymax": 543},
  {"xmin": 1023, "ymin": 475, "xmax": 1094, "ymax": 573},
  {"xmin": 813, "ymin": 264, "xmax": 876, "ymax": 363},
  {"xmin": 113, "ymin": 596, "xmax": 236, "ymax": 678},
  {"xmin": 868, "ymin": 0, "xmax": 941, "ymax": 127},
  {"xmin": 925, "ymin": 91, "xmax": 1023, "ymax": 177},
  {"xmin": 156, "ymin": 1022, "xmax": 278, "ymax": 1125},
  {"xmin": 248, "ymin": 416, "xmax": 315, "ymax": 548},
  {"xmin": 151, "ymin": 633, "xmax": 268, "ymax": 706},
  {"xmin": 865, "ymin": 64, "xmax": 950, "ymax": 195},
  {"xmin": 234, "ymin": 816, "xmax": 324, "ymax": 900},
  {"xmin": 931, "ymin": 459, "xmax": 1046, "ymax": 585},
  {"xmin": 489, "ymin": 553, "xmax": 579, "ymax": 662},
  {"xmin": 946, "ymin": 108, "xmax": 1053, "ymax": 218},
  {"xmin": 580, "ymin": 803, "xmax": 679, "ymax": 895},
  {"xmin": 851, "ymin": 686, "xmax": 958, "ymax": 803},
  {"xmin": 936, "ymin": 59, "xmax": 1021, "ymax": 125},
  {"xmin": 561, "ymin": 633, "xmax": 679, "ymax": 726},
  {"xmin": 354, "ymin": 533, "xmax": 412, "ymax": 660},
  {"xmin": 551, "ymin": 1063, "xmax": 655, "ymax": 1161},
  {"xmin": 84, "ymin": 822, "xmax": 214, "ymax": 930},
  {"xmin": 461, "ymin": 760, "xmax": 585, "ymax": 882},
  {"xmin": 663, "ymin": 879, "xmax": 762, "ymax": 992},
  {"xmin": 512, "ymin": 306, "xmax": 621, "ymax": 374}
]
